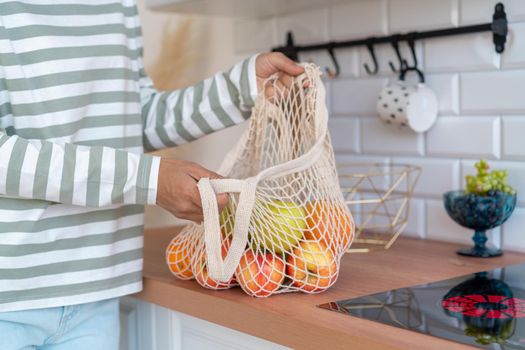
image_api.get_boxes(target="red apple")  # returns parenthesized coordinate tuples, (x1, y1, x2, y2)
(194, 240, 237, 290)
(287, 240, 338, 293)
(235, 249, 285, 297)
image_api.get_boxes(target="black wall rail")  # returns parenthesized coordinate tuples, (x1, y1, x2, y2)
(272, 3, 508, 77)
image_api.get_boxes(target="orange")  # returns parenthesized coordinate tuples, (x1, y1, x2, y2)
(304, 200, 353, 253)
(166, 239, 194, 280)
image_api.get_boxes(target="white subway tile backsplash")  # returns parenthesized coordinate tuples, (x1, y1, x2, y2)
(502, 22, 525, 68)
(393, 157, 460, 197)
(502, 117, 525, 160)
(426, 199, 473, 244)
(461, 159, 525, 206)
(424, 33, 500, 72)
(403, 198, 426, 239)
(334, 49, 360, 78)
(330, 0, 387, 40)
(460, 0, 525, 25)
(234, 19, 276, 54)
(388, 0, 458, 32)
(426, 117, 500, 158)
(361, 118, 424, 155)
(328, 117, 360, 153)
(332, 77, 388, 116)
(426, 199, 501, 247)
(277, 8, 329, 44)
(461, 70, 525, 114)
(425, 73, 459, 115)
(502, 207, 525, 252)
(335, 154, 390, 165)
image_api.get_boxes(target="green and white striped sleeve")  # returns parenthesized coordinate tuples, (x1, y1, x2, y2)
(140, 55, 259, 151)
(0, 131, 160, 207)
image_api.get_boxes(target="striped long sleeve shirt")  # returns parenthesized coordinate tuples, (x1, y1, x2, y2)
(0, 0, 257, 312)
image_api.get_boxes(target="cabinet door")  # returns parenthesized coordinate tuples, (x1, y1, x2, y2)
(124, 298, 290, 350)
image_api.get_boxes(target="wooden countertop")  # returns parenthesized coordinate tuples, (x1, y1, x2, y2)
(133, 227, 525, 350)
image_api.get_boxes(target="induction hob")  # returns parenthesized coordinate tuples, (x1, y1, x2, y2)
(318, 263, 525, 349)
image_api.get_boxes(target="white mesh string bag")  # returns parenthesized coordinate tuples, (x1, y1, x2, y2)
(166, 63, 354, 297)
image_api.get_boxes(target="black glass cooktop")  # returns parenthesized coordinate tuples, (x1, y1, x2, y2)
(318, 263, 525, 349)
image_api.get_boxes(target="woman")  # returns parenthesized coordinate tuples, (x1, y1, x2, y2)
(0, 1, 303, 348)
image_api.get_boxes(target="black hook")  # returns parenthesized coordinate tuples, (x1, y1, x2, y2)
(325, 45, 340, 78)
(363, 39, 378, 75)
(399, 66, 425, 83)
(388, 35, 406, 73)
(404, 33, 418, 69)
(274, 31, 299, 62)
(398, 32, 426, 82)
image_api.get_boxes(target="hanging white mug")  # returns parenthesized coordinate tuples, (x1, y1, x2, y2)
(376, 67, 438, 133)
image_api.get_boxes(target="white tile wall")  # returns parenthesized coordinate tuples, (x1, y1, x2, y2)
(277, 8, 329, 44)
(393, 157, 460, 198)
(332, 77, 388, 115)
(361, 118, 424, 155)
(335, 154, 391, 165)
(403, 198, 426, 239)
(502, 207, 525, 252)
(329, 117, 360, 153)
(424, 74, 459, 115)
(461, 70, 525, 114)
(502, 117, 525, 160)
(502, 22, 525, 68)
(424, 32, 500, 72)
(330, 0, 387, 40)
(426, 199, 473, 244)
(460, 0, 525, 25)
(234, 0, 525, 252)
(426, 116, 500, 158)
(388, 0, 458, 31)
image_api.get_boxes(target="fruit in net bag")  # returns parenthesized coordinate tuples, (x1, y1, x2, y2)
(166, 233, 195, 280)
(194, 239, 237, 290)
(286, 240, 338, 293)
(304, 200, 353, 253)
(235, 249, 286, 297)
(253, 200, 306, 254)
(167, 64, 354, 297)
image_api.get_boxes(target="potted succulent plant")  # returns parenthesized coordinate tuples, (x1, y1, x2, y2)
(443, 160, 517, 258)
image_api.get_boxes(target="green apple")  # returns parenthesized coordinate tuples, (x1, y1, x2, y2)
(219, 205, 235, 239)
(253, 200, 306, 254)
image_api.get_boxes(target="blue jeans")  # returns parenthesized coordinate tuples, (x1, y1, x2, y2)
(0, 298, 120, 350)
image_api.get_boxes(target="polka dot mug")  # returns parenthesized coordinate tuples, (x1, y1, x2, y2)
(376, 68, 438, 133)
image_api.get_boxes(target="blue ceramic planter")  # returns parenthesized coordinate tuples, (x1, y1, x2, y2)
(443, 190, 517, 258)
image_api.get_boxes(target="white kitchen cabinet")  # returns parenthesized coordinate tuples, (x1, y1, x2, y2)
(145, 0, 353, 17)
(119, 297, 290, 350)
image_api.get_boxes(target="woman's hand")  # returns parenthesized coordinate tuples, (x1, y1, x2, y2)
(255, 52, 305, 95)
(156, 159, 228, 223)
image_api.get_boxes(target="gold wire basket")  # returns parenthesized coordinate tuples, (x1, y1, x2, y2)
(338, 163, 421, 253)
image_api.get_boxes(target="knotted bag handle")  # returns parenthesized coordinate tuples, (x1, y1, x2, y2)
(198, 177, 258, 282)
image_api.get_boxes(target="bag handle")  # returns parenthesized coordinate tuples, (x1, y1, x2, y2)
(198, 177, 258, 282)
